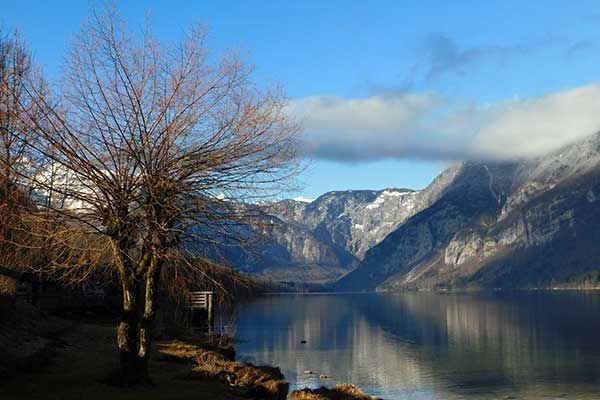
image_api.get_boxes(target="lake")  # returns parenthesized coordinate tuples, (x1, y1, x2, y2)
(227, 292, 600, 399)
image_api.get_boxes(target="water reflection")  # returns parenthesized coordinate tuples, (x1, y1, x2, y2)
(229, 292, 600, 399)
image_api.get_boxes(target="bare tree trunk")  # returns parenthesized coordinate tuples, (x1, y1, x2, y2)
(138, 256, 162, 379)
(117, 279, 143, 385)
(115, 242, 163, 385)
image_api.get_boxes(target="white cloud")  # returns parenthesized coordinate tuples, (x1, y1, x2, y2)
(470, 85, 600, 158)
(290, 83, 600, 161)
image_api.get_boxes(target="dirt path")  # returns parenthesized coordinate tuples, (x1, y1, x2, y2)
(0, 322, 244, 400)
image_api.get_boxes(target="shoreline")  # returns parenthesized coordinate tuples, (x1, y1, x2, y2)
(262, 286, 600, 295)
(0, 306, 379, 400)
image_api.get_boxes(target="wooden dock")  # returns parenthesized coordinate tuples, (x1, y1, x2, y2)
(186, 291, 214, 333)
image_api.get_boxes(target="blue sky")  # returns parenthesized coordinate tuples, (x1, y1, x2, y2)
(4, 1, 600, 199)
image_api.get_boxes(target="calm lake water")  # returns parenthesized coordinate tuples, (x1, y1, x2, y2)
(227, 292, 600, 399)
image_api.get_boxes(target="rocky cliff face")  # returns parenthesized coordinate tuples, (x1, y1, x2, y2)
(196, 211, 358, 284)
(269, 189, 418, 259)
(218, 184, 449, 283)
(335, 162, 518, 290)
(337, 132, 600, 291)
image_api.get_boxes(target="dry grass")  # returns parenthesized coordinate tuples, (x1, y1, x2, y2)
(290, 384, 382, 400)
(158, 340, 289, 400)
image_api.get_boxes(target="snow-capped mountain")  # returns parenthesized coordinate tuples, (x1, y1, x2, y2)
(337, 132, 600, 291)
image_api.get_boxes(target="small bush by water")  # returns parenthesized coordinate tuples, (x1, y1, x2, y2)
(290, 384, 382, 400)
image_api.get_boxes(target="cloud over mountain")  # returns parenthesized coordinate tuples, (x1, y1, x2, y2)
(290, 83, 600, 162)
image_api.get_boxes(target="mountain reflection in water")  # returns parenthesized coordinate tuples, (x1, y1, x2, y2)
(227, 292, 600, 399)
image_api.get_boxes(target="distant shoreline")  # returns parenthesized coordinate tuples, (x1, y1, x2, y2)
(261, 286, 600, 295)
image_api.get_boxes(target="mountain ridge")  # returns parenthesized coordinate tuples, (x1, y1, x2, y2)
(337, 132, 600, 291)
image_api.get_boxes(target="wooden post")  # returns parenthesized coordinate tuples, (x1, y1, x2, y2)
(207, 292, 213, 334)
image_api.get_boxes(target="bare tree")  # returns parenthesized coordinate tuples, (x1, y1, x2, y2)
(14, 8, 299, 383)
(0, 28, 31, 190)
(0, 28, 49, 277)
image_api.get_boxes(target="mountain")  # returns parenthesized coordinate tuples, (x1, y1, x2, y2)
(211, 132, 600, 289)
(337, 132, 600, 291)
(191, 209, 358, 284)
(211, 186, 449, 284)
(265, 166, 467, 259)
(270, 189, 418, 258)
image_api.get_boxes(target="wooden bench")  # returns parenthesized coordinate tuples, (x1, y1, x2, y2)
(186, 291, 213, 311)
